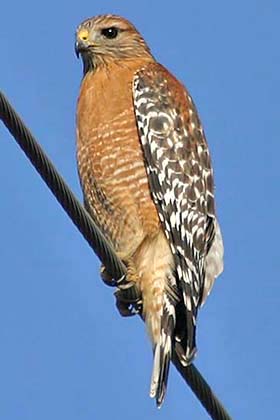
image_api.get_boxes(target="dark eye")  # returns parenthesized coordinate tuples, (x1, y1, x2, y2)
(101, 27, 119, 39)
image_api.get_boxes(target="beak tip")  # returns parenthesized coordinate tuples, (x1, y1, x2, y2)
(75, 42, 80, 59)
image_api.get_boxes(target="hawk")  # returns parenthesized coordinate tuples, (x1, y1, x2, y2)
(75, 14, 224, 407)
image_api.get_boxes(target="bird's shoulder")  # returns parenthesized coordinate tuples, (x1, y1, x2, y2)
(134, 62, 190, 104)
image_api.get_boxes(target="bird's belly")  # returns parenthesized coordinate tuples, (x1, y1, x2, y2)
(77, 109, 160, 258)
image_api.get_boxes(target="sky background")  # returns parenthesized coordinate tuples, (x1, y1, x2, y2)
(0, 1, 279, 419)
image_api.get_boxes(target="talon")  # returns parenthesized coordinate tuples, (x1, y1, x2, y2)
(116, 280, 142, 302)
(100, 265, 126, 288)
(115, 298, 139, 317)
(101, 258, 143, 317)
(114, 282, 142, 317)
(100, 264, 116, 287)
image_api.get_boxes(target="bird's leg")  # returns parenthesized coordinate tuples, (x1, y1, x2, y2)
(114, 258, 142, 317)
(100, 260, 142, 317)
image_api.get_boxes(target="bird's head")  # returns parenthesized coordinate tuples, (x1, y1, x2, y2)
(75, 15, 153, 74)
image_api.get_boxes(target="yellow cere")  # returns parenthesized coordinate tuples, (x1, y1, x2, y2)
(78, 29, 89, 41)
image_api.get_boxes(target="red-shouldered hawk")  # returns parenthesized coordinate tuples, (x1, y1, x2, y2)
(75, 14, 224, 407)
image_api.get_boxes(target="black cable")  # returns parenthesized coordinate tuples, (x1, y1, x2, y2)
(0, 92, 125, 282)
(0, 91, 232, 420)
(172, 355, 231, 420)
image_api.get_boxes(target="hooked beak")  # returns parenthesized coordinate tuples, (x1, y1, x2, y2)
(75, 40, 89, 58)
(75, 41, 80, 58)
(75, 29, 95, 74)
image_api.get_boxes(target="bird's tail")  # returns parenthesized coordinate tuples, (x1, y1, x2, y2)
(174, 269, 199, 366)
(149, 294, 175, 408)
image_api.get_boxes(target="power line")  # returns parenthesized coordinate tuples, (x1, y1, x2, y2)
(0, 91, 232, 420)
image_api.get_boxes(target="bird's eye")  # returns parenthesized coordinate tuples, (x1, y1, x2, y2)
(101, 27, 119, 39)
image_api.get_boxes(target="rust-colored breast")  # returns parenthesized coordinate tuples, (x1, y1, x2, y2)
(76, 60, 160, 257)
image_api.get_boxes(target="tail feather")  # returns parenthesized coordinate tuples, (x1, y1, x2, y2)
(150, 342, 161, 398)
(150, 295, 175, 407)
(174, 297, 197, 366)
(173, 267, 199, 366)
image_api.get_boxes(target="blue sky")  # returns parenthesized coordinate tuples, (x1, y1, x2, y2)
(1, 1, 279, 419)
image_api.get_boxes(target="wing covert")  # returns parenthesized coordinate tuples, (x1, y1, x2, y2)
(133, 63, 217, 359)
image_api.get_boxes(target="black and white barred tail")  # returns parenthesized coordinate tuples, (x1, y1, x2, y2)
(150, 294, 175, 407)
